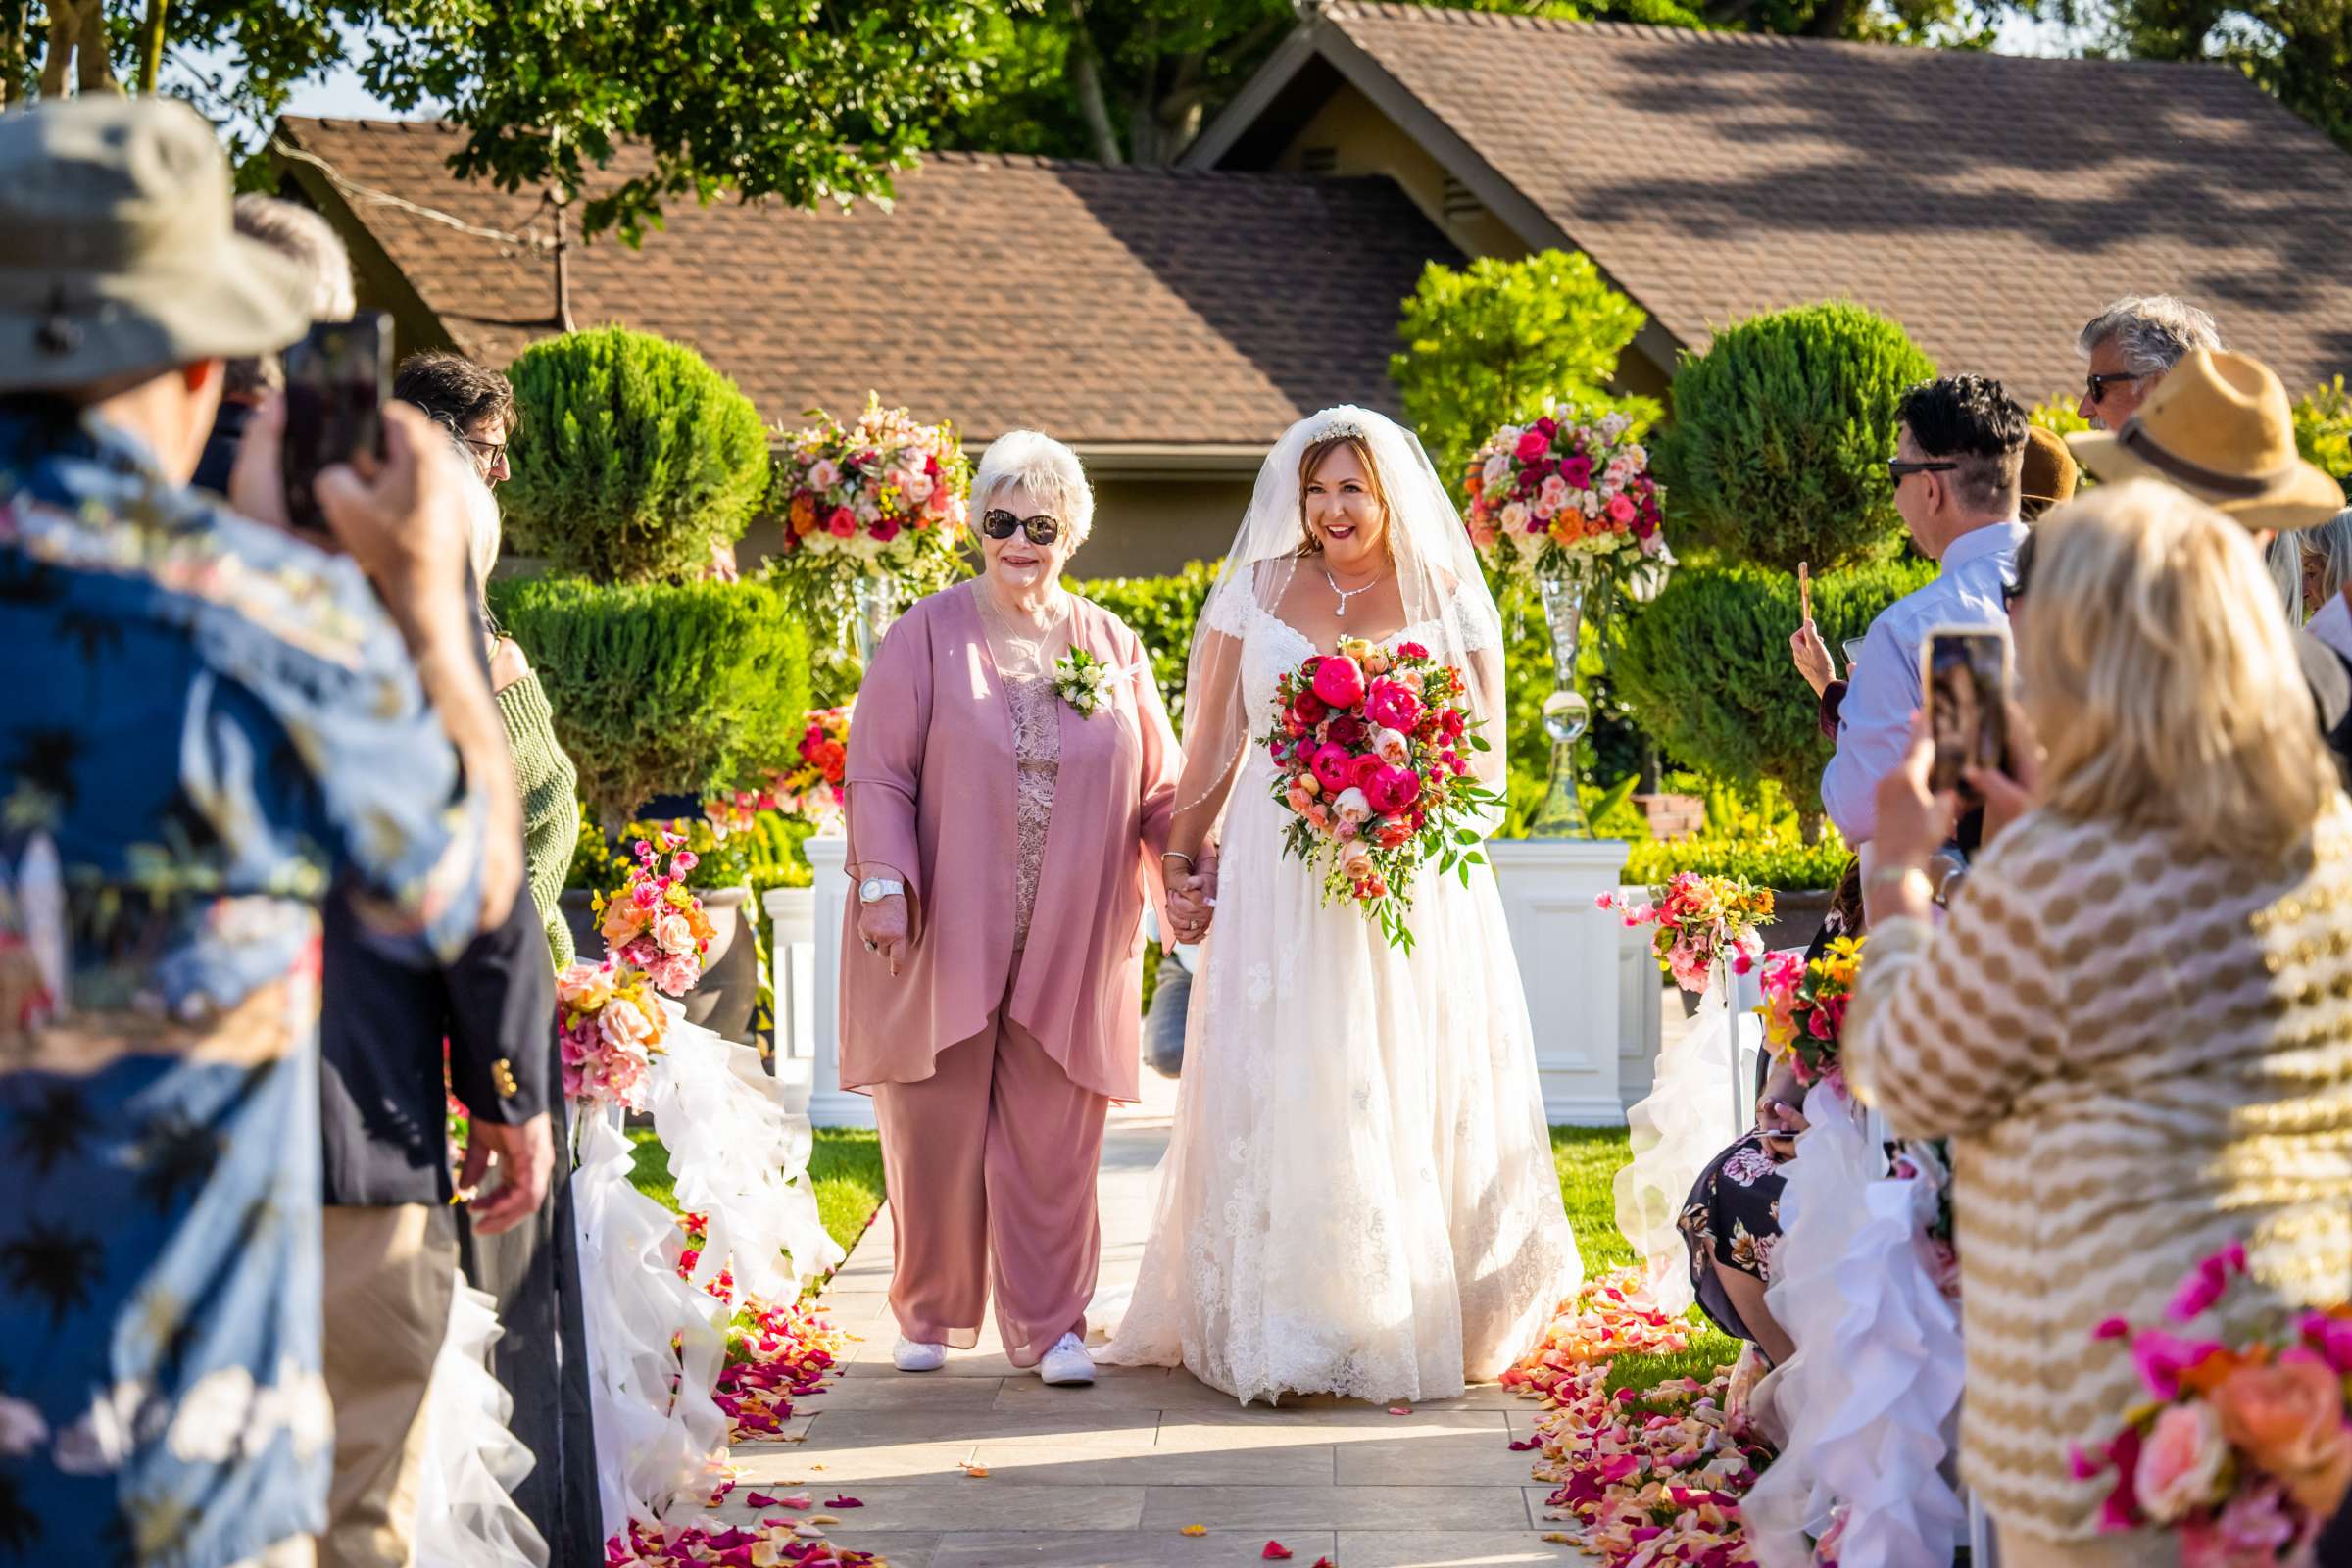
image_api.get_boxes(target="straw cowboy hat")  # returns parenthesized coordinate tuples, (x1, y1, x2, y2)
(2019, 424, 2078, 521)
(0, 96, 310, 394)
(2068, 348, 2345, 532)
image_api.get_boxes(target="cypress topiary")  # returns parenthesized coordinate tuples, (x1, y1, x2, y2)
(500, 325, 771, 583)
(1613, 556, 1936, 824)
(1655, 303, 1937, 574)
(489, 576, 811, 835)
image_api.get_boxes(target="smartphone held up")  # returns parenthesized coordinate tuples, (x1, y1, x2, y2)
(280, 312, 391, 537)
(1921, 625, 2010, 795)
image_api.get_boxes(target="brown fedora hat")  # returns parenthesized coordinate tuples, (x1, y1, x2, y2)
(2020, 424, 2078, 520)
(2068, 348, 2344, 531)
(0, 96, 311, 393)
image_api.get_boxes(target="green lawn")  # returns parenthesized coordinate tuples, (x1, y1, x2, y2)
(626, 1115, 1740, 1383)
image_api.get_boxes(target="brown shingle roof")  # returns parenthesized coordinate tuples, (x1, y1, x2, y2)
(1310, 2, 2352, 401)
(276, 116, 1457, 447)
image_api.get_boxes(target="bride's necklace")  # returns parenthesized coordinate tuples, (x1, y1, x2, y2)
(1322, 563, 1386, 619)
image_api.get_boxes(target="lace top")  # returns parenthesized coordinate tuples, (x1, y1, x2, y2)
(1004, 673, 1062, 949)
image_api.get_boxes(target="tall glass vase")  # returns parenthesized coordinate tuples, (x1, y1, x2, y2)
(850, 574, 901, 666)
(1527, 565, 1593, 839)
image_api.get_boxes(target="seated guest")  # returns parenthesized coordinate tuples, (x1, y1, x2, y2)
(0, 97, 502, 1568)
(1849, 479, 2352, 1568)
(2074, 293, 2224, 432)
(1820, 375, 2028, 848)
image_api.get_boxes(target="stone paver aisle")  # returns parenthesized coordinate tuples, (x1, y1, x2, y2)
(715, 1070, 1594, 1568)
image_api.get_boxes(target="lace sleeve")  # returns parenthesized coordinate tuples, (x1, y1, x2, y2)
(1200, 574, 1258, 640)
(1448, 577, 1504, 653)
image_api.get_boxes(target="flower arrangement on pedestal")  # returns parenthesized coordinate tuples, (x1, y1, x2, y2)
(703, 705, 853, 838)
(1599, 872, 1775, 993)
(2077, 1242, 2352, 1565)
(596, 830, 716, 997)
(767, 396, 971, 662)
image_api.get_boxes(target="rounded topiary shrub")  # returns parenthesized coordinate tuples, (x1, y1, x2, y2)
(1655, 303, 1937, 574)
(1613, 555, 1936, 820)
(490, 576, 811, 834)
(501, 325, 770, 583)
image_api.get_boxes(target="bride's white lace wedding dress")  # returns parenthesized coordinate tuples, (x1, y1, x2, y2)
(1102, 408, 1581, 1405)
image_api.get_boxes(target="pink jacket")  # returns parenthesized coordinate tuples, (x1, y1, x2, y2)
(839, 581, 1179, 1102)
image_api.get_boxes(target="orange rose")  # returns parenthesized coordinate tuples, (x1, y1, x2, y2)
(789, 493, 818, 536)
(600, 898, 649, 948)
(2214, 1356, 2352, 1516)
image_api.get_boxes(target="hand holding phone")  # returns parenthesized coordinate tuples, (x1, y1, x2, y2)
(281, 313, 391, 536)
(1922, 625, 2012, 795)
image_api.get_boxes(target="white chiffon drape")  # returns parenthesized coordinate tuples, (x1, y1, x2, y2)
(1101, 594, 1582, 1404)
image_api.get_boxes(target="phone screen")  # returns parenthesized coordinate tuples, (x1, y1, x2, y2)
(1923, 628, 2010, 795)
(281, 313, 390, 536)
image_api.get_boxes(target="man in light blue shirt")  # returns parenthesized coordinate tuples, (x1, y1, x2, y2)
(1821, 376, 2029, 845)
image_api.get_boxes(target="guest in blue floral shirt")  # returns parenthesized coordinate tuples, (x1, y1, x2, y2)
(0, 98, 516, 1566)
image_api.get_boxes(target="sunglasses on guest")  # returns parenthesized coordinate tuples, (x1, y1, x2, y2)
(982, 509, 1063, 545)
(2083, 370, 2139, 406)
(1886, 457, 1959, 482)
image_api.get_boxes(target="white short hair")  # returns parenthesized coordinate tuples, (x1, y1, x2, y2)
(2306, 508, 2352, 610)
(2076, 295, 2224, 375)
(973, 430, 1095, 549)
(233, 194, 357, 321)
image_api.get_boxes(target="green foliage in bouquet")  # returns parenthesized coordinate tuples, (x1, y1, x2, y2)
(1392, 250, 1660, 501)
(1655, 303, 1936, 573)
(501, 326, 770, 583)
(1614, 556, 1935, 816)
(493, 576, 811, 835)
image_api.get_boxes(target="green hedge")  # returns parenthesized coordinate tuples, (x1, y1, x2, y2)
(492, 576, 811, 833)
(1069, 561, 1218, 720)
(1613, 557, 1935, 813)
(1623, 833, 1848, 891)
(500, 326, 771, 583)
(1655, 303, 1936, 573)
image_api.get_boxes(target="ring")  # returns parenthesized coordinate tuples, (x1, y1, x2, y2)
(863, 938, 879, 954)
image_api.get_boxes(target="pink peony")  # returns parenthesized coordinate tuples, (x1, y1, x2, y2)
(827, 507, 857, 538)
(1366, 765, 1422, 815)
(1514, 429, 1550, 462)
(1310, 744, 1355, 796)
(2133, 1402, 2230, 1523)
(1349, 753, 1384, 792)
(1312, 656, 1367, 710)
(1364, 680, 1423, 732)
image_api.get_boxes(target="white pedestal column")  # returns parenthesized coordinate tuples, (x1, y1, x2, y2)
(1488, 838, 1631, 1125)
(802, 836, 877, 1129)
(761, 883, 817, 1115)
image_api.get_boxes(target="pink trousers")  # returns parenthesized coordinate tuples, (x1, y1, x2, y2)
(872, 1001, 1108, 1367)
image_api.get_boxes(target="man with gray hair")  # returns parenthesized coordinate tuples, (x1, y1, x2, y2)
(192, 194, 358, 493)
(2074, 294, 2225, 432)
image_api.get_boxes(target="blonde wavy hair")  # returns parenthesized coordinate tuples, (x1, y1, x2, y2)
(2022, 479, 2339, 861)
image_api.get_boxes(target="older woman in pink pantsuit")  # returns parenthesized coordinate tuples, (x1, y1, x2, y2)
(842, 431, 1185, 1386)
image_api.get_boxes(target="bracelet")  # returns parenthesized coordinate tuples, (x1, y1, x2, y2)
(1161, 852, 1196, 869)
(1864, 864, 1935, 902)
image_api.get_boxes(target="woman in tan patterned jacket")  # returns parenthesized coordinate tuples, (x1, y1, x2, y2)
(1847, 479, 2352, 1568)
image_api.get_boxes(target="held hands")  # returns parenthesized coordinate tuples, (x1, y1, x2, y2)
(1163, 853, 1217, 945)
(1789, 617, 1835, 697)
(858, 894, 910, 976)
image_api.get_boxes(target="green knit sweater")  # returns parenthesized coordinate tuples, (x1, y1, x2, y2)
(497, 669, 580, 971)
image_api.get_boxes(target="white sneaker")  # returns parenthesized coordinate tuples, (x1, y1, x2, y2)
(1037, 1332, 1095, 1387)
(892, 1335, 947, 1373)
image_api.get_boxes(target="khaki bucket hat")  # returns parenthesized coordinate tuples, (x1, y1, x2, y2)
(2068, 347, 2345, 532)
(0, 96, 311, 393)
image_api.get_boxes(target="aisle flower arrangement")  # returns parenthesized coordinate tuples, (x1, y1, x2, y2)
(1755, 934, 1865, 1087)
(598, 829, 716, 997)
(1504, 1271, 1771, 1568)
(1600, 873, 1776, 993)
(1260, 635, 1498, 948)
(556, 958, 670, 1111)
(768, 706, 853, 827)
(1463, 401, 1673, 596)
(2076, 1241, 2352, 1562)
(769, 396, 970, 597)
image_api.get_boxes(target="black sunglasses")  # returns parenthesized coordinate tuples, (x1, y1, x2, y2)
(1886, 458, 1960, 481)
(982, 509, 1062, 545)
(2084, 370, 2140, 406)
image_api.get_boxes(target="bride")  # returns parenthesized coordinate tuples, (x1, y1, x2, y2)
(1102, 406, 1581, 1404)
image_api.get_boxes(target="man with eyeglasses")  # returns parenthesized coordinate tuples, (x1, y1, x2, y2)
(1820, 375, 2029, 850)
(393, 349, 517, 487)
(2074, 295, 2224, 433)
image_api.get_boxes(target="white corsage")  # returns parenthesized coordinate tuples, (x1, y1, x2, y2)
(1052, 648, 1118, 717)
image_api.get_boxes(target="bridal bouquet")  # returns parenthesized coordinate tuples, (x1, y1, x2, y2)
(2076, 1242, 2352, 1563)
(556, 958, 670, 1111)
(596, 829, 716, 997)
(1261, 636, 1497, 950)
(1756, 934, 1865, 1087)
(768, 395, 970, 596)
(1598, 872, 1774, 993)
(1463, 401, 1672, 595)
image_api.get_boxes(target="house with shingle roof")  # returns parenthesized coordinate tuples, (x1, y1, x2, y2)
(276, 2, 2352, 574)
